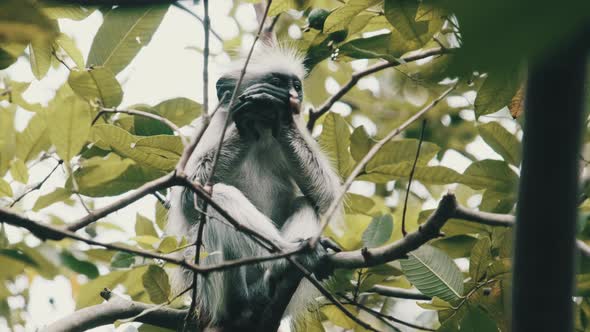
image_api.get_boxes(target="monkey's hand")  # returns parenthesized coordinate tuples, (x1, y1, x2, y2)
(231, 83, 292, 139)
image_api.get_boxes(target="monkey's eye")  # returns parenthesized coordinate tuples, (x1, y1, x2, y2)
(293, 81, 301, 90)
(270, 77, 282, 86)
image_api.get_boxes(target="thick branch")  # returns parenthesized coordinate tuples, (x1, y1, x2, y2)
(43, 290, 188, 332)
(306, 47, 448, 131)
(330, 192, 590, 269)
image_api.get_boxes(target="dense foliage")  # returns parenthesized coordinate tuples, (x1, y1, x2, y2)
(0, 0, 589, 331)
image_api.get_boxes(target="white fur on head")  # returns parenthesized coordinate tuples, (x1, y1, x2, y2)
(226, 42, 306, 80)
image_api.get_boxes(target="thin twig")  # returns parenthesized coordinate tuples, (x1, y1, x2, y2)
(10, 159, 63, 207)
(341, 294, 435, 331)
(311, 84, 457, 248)
(306, 47, 449, 131)
(286, 257, 379, 332)
(183, 0, 211, 327)
(172, 2, 223, 41)
(204, 0, 272, 185)
(401, 119, 427, 236)
(0, 206, 306, 274)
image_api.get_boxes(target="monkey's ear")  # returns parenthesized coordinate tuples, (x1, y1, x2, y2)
(216, 76, 236, 103)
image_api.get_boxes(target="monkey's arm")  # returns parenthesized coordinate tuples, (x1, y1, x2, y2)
(279, 120, 342, 215)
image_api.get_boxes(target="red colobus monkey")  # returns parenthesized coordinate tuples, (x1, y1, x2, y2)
(167, 44, 342, 330)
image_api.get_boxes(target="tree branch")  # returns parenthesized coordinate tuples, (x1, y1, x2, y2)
(43, 289, 189, 332)
(306, 47, 449, 131)
(366, 285, 432, 301)
(10, 159, 63, 208)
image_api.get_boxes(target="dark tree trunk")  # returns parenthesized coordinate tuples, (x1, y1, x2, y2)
(511, 28, 589, 331)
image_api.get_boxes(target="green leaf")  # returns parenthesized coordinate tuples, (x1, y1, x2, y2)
(431, 235, 477, 258)
(136, 213, 158, 237)
(0, 0, 58, 45)
(366, 139, 439, 171)
(362, 214, 394, 248)
(73, 153, 134, 189)
(339, 33, 405, 61)
(460, 305, 498, 332)
(156, 236, 177, 254)
(74, 164, 165, 197)
(111, 252, 136, 268)
(68, 66, 123, 107)
(478, 122, 521, 165)
(47, 96, 92, 161)
(323, 0, 381, 34)
(55, 33, 84, 68)
(321, 304, 359, 329)
(384, 0, 429, 48)
(142, 265, 170, 304)
(16, 112, 51, 162)
(344, 193, 375, 215)
(92, 125, 181, 170)
(87, 5, 169, 74)
(155, 200, 168, 230)
(76, 270, 128, 309)
(0, 179, 12, 198)
(0, 107, 16, 176)
(474, 69, 520, 117)
(29, 37, 53, 80)
(319, 113, 354, 177)
(33, 187, 71, 211)
(9, 159, 28, 184)
(41, 3, 95, 21)
(153, 97, 202, 127)
(350, 126, 372, 162)
(461, 159, 519, 193)
(469, 237, 491, 282)
(400, 245, 464, 302)
(361, 164, 462, 184)
(60, 251, 99, 279)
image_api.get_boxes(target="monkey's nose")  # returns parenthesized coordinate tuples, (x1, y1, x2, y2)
(289, 88, 301, 114)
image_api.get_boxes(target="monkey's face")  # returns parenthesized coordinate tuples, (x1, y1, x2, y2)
(217, 72, 304, 138)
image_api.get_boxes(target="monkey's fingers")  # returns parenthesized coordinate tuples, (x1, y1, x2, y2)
(320, 237, 342, 252)
(243, 83, 290, 100)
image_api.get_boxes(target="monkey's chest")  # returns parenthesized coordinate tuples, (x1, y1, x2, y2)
(229, 142, 296, 224)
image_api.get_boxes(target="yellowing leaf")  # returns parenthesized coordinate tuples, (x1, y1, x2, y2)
(33, 187, 71, 211)
(9, 159, 28, 184)
(68, 66, 123, 107)
(0, 178, 12, 197)
(47, 96, 91, 161)
(0, 107, 16, 176)
(15, 112, 51, 162)
(55, 33, 84, 68)
(29, 37, 53, 80)
(135, 213, 158, 237)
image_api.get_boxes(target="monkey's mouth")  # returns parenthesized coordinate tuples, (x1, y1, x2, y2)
(289, 96, 301, 114)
